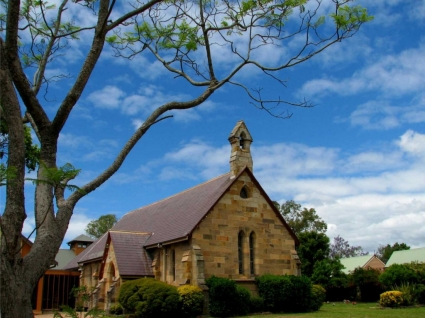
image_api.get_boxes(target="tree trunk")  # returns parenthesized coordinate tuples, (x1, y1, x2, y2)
(0, 259, 37, 318)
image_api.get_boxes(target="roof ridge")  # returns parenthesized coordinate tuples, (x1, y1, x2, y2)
(121, 172, 231, 217)
(110, 230, 152, 235)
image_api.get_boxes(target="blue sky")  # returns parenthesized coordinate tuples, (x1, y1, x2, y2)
(2, 0, 424, 253)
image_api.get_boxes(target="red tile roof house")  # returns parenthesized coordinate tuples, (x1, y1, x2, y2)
(63, 121, 301, 312)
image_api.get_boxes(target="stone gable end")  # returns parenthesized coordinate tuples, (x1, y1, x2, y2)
(191, 171, 298, 280)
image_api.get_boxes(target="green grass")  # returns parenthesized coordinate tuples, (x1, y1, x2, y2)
(231, 302, 425, 318)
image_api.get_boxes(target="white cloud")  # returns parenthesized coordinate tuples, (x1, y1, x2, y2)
(299, 45, 425, 99)
(134, 129, 425, 252)
(397, 130, 425, 156)
(87, 85, 126, 109)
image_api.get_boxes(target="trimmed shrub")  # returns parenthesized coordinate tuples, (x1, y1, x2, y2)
(380, 291, 404, 307)
(351, 267, 382, 302)
(118, 278, 180, 318)
(109, 303, 123, 315)
(310, 285, 326, 311)
(415, 284, 425, 304)
(235, 285, 251, 316)
(249, 296, 264, 313)
(206, 276, 250, 317)
(177, 285, 204, 318)
(256, 274, 312, 313)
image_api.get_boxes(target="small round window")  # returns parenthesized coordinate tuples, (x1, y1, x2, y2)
(240, 186, 249, 199)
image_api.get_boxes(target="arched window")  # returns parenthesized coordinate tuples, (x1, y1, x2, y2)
(238, 231, 244, 274)
(171, 249, 176, 281)
(249, 232, 255, 275)
(239, 132, 246, 149)
(240, 186, 248, 199)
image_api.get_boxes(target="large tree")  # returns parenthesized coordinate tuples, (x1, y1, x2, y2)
(0, 1, 371, 317)
(297, 231, 330, 277)
(85, 214, 118, 238)
(275, 200, 327, 235)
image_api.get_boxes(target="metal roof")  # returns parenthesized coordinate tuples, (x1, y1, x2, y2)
(386, 247, 425, 267)
(67, 234, 95, 245)
(340, 255, 376, 274)
(53, 250, 78, 270)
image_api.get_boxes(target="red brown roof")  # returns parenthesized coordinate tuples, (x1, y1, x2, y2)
(63, 233, 108, 269)
(112, 173, 235, 247)
(64, 167, 298, 270)
(109, 231, 153, 276)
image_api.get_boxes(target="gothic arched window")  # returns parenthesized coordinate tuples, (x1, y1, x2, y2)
(238, 231, 245, 274)
(249, 232, 256, 275)
(171, 249, 176, 281)
(240, 186, 249, 199)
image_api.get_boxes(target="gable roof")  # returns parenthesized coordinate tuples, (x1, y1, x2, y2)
(112, 168, 298, 248)
(386, 247, 425, 267)
(112, 173, 235, 248)
(63, 233, 108, 270)
(67, 234, 95, 245)
(340, 255, 384, 274)
(104, 231, 153, 277)
(54, 250, 78, 270)
(65, 166, 299, 268)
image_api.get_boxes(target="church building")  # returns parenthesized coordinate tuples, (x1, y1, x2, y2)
(64, 120, 301, 310)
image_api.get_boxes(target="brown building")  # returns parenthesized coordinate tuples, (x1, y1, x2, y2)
(19, 234, 93, 314)
(64, 120, 301, 311)
(340, 255, 386, 274)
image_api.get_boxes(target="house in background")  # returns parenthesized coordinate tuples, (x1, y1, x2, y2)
(386, 247, 425, 267)
(340, 255, 385, 274)
(64, 120, 301, 312)
(19, 234, 93, 314)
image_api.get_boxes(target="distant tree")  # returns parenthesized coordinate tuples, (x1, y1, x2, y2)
(311, 258, 347, 288)
(330, 235, 368, 259)
(377, 242, 410, 263)
(297, 231, 330, 277)
(275, 200, 327, 236)
(85, 214, 118, 238)
(379, 263, 421, 288)
(351, 267, 382, 302)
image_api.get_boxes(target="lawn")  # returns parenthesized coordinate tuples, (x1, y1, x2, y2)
(233, 302, 425, 318)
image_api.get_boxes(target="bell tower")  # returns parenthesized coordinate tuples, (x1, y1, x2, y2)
(228, 120, 253, 178)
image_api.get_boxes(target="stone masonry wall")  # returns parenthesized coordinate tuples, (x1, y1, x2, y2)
(191, 171, 298, 281)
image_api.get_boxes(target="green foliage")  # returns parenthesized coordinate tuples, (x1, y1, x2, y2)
(118, 278, 180, 318)
(53, 305, 106, 318)
(379, 263, 422, 288)
(0, 122, 40, 173)
(109, 303, 123, 315)
(392, 282, 418, 306)
(310, 285, 326, 311)
(206, 276, 250, 317)
(249, 296, 264, 313)
(27, 162, 84, 193)
(256, 274, 312, 313)
(415, 284, 425, 304)
(276, 200, 327, 235)
(311, 258, 346, 288)
(380, 291, 404, 308)
(0, 165, 17, 187)
(297, 231, 330, 277)
(236, 285, 251, 316)
(330, 5, 373, 31)
(177, 285, 204, 318)
(351, 267, 382, 302)
(85, 214, 118, 238)
(377, 242, 410, 263)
